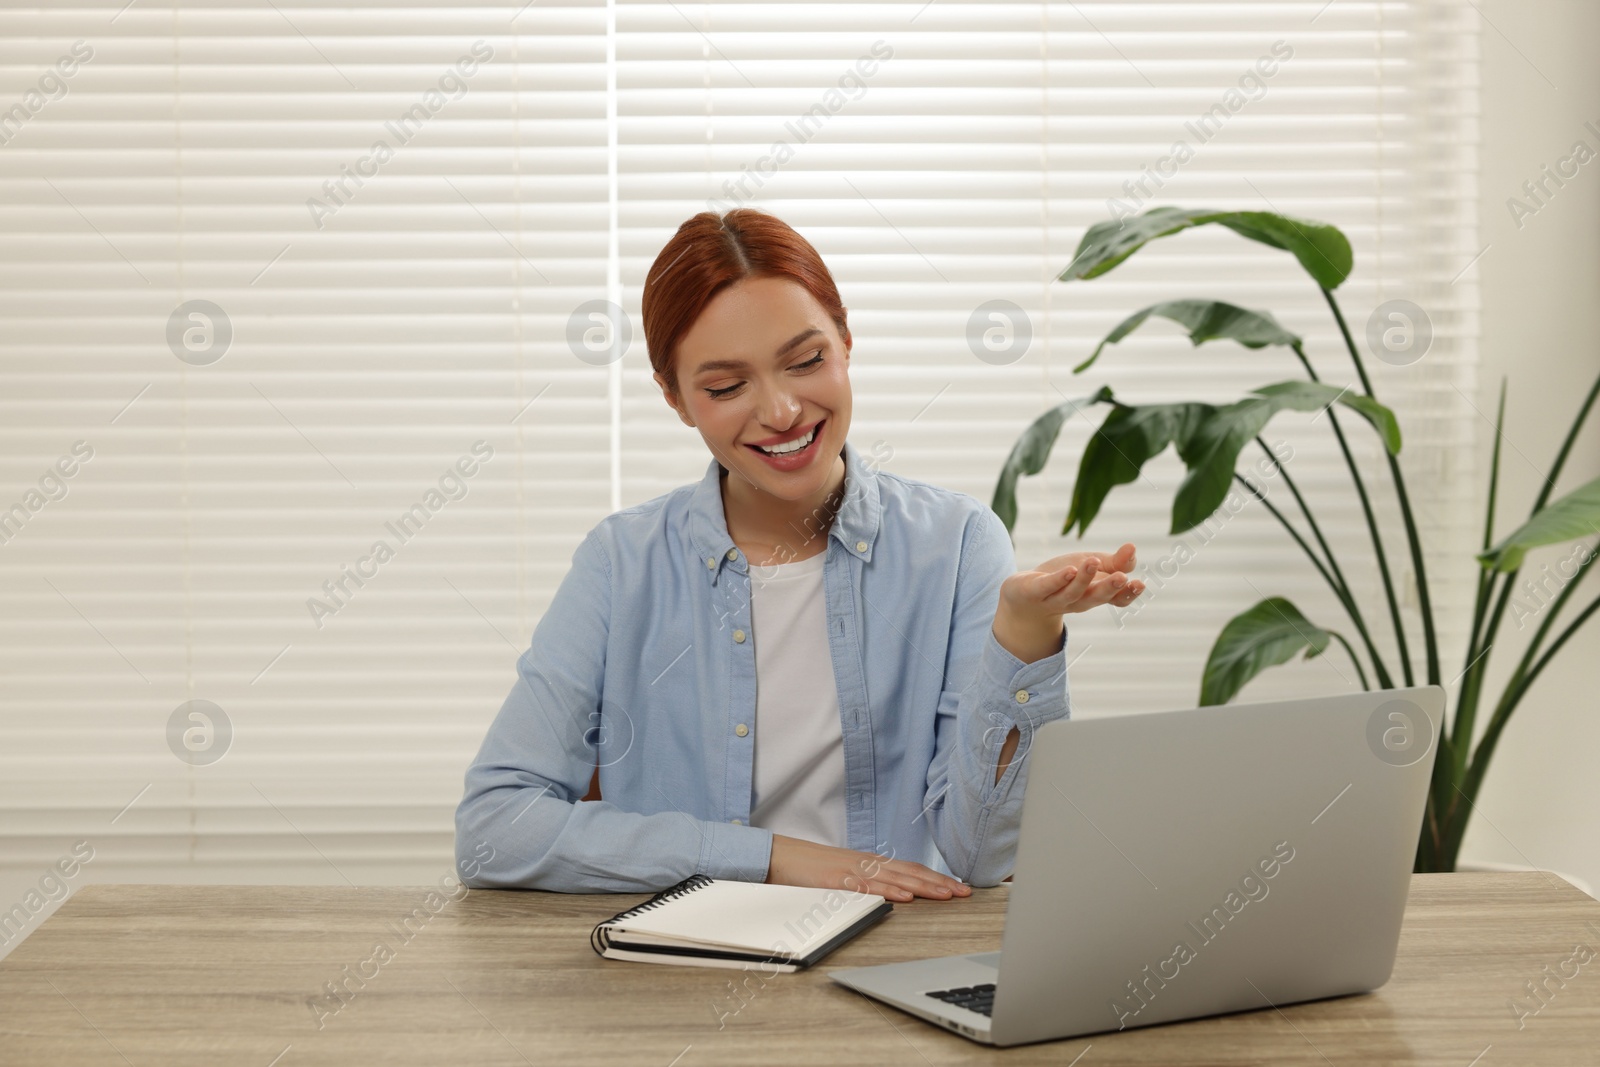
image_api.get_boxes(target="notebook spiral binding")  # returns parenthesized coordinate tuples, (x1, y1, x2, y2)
(589, 873, 715, 957)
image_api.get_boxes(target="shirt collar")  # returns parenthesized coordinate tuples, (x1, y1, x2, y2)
(690, 436, 881, 582)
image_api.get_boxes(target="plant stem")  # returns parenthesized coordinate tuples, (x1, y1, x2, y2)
(1464, 573, 1517, 735)
(1256, 437, 1351, 597)
(1519, 548, 1596, 673)
(1291, 340, 1412, 686)
(1320, 288, 1441, 685)
(1445, 368, 1600, 848)
(1460, 371, 1599, 692)
(1518, 590, 1600, 698)
(1443, 590, 1600, 866)
(1253, 436, 1392, 687)
(1451, 380, 1507, 782)
(1452, 573, 1496, 770)
(1474, 549, 1597, 766)
(1327, 631, 1371, 691)
(1234, 473, 1338, 590)
(1529, 369, 1600, 514)
(1234, 472, 1393, 688)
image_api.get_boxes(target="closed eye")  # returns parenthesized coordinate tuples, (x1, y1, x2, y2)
(704, 350, 825, 399)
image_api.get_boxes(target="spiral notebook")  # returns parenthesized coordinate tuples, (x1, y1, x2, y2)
(590, 874, 894, 971)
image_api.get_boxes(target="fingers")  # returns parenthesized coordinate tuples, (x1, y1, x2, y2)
(1031, 565, 1076, 602)
(1062, 571, 1134, 613)
(887, 866, 968, 899)
(778, 841, 973, 902)
(864, 859, 971, 901)
(1096, 569, 1129, 604)
(1014, 547, 1146, 619)
(1109, 578, 1145, 607)
(1052, 556, 1098, 605)
(1031, 551, 1082, 575)
(872, 879, 970, 902)
(1034, 543, 1137, 576)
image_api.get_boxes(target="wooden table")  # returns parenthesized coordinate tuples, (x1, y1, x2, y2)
(1, 873, 1597, 1065)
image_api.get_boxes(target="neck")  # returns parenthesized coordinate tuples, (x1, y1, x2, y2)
(720, 449, 848, 555)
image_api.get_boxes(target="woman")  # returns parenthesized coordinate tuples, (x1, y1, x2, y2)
(455, 209, 1144, 900)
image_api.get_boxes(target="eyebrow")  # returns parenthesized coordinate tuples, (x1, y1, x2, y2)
(691, 328, 824, 376)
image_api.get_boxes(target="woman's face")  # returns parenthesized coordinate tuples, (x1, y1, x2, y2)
(655, 274, 853, 504)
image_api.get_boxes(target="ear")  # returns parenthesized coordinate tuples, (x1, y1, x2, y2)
(653, 371, 695, 428)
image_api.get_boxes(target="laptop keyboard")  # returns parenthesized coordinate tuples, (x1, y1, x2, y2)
(924, 983, 996, 1017)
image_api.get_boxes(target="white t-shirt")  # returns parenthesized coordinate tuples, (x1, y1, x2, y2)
(747, 549, 848, 848)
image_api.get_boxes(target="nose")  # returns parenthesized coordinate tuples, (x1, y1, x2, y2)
(758, 381, 803, 430)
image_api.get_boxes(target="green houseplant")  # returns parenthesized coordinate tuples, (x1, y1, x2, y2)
(992, 207, 1600, 873)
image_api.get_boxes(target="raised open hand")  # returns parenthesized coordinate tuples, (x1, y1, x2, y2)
(1004, 543, 1144, 617)
(993, 543, 1145, 663)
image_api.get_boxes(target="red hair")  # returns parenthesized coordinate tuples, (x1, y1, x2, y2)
(641, 209, 850, 398)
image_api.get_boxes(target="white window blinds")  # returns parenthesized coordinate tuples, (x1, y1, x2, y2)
(0, 2, 1479, 891)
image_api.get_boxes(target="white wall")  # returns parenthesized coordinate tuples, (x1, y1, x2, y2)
(1463, 0, 1600, 894)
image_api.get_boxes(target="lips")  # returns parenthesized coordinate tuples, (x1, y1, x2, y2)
(744, 418, 826, 470)
(746, 419, 824, 453)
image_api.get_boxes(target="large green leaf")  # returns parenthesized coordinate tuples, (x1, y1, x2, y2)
(1201, 597, 1334, 706)
(1059, 207, 1354, 291)
(1251, 382, 1402, 455)
(1062, 381, 1400, 538)
(991, 387, 1113, 534)
(1477, 474, 1600, 572)
(1074, 300, 1302, 374)
(1063, 401, 1213, 537)
(1169, 382, 1399, 534)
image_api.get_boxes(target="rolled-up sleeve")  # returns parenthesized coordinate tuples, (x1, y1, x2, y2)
(454, 528, 775, 893)
(922, 504, 1071, 886)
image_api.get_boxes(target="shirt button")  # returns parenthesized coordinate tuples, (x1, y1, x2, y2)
(731, 818, 743, 825)
(735, 723, 749, 737)
(733, 629, 746, 643)
(856, 540, 868, 553)
(1015, 689, 1030, 704)
(706, 556, 716, 569)
(727, 548, 739, 560)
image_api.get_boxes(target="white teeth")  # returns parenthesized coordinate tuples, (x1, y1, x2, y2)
(756, 425, 816, 456)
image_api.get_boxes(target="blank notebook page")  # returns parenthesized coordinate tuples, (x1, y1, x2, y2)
(610, 881, 884, 955)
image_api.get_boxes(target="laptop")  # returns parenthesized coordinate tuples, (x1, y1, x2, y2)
(828, 685, 1445, 1047)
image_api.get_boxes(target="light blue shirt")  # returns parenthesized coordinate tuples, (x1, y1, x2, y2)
(454, 438, 1072, 893)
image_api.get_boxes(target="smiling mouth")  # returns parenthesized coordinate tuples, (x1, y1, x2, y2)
(746, 419, 823, 457)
